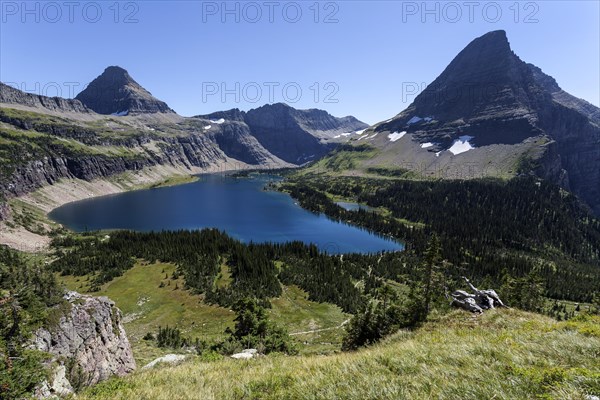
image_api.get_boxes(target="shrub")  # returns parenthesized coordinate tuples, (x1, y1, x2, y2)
(156, 326, 188, 349)
(220, 298, 297, 355)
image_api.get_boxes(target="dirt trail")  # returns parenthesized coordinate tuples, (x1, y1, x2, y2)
(290, 318, 351, 336)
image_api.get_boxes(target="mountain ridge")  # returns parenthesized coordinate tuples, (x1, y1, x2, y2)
(0, 82, 91, 114)
(331, 30, 600, 216)
(2, 30, 599, 218)
(196, 103, 368, 164)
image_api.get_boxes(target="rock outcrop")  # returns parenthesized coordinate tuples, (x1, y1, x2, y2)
(34, 291, 136, 393)
(75, 66, 174, 115)
(35, 365, 75, 399)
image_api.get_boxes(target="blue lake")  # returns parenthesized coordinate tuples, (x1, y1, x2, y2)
(48, 174, 403, 254)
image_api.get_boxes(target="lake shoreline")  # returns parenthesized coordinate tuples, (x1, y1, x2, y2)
(48, 174, 403, 255)
(0, 163, 285, 253)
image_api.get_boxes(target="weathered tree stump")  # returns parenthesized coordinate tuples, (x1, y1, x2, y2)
(449, 277, 507, 313)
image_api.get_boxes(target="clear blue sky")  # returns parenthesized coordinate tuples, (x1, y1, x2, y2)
(1, 1, 598, 124)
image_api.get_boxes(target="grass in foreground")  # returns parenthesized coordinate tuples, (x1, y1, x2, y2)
(78, 309, 600, 400)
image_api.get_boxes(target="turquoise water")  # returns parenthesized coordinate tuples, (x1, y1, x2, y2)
(49, 174, 403, 254)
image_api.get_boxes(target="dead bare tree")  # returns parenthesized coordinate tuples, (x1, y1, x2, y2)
(448, 277, 508, 313)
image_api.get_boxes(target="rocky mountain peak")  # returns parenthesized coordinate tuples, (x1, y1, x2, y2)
(245, 103, 296, 126)
(408, 30, 532, 121)
(75, 66, 174, 115)
(458, 29, 511, 58)
(97, 65, 136, 86)
(425, 30, 515, 89)
(366, 30, 600, 216)
(374, 30, 546, 147)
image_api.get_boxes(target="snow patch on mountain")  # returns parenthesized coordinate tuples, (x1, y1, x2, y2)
(448, 135, 475, 155)
(334, 131, 356, 139)
(388, 131, 406, 142)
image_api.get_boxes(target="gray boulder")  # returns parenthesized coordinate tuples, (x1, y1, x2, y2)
(231, 348, 259, 360)
(142, 354, 187, 370)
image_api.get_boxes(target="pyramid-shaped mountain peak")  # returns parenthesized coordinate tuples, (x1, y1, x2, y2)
(75, 66, 173, 115)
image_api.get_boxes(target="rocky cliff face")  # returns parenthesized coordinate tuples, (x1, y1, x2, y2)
(534, 96, 600, 215)
(34, 292, 136, 394)
(75, 66, 174, 115)
(1, 156, 151, 197)
(197, 103, 368, 164)
(369, 30, 600, 216)
(0, 133, 229, 200)
(244, 103, 333, 164)
(207, 121, 283, 165)
(0, 83, 91, 113)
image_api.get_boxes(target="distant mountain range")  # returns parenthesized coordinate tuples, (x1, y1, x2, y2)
(197, 104, 366, 164)
(0, 68, 367, 204)
(1, 30, 599, 217)
(329, 30, 600, 216)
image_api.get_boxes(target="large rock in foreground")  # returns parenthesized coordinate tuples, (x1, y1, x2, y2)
(35, 292, 136, 390)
